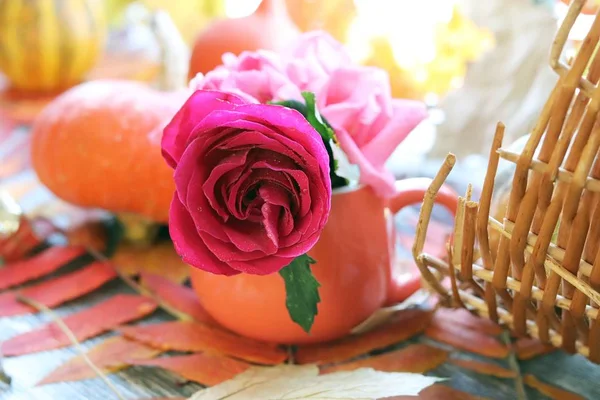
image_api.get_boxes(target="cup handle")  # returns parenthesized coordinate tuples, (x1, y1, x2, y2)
(389, 177, 458, 215)
(385, 177, 459, 305)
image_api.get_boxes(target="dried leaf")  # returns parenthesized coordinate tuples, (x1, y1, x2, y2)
(321, 344, 447, 374)
(2, 294, 157, 356)
(449, 358, 516, 378)
(432, 308, 503, 336)
(0, 261, 116, 316)
(140, 272, 216, 325)
(113, 242, 190, 283)
(0, 246, 85, 290)
(296, 309, 432, 365)
(120, 321, 287, 365)
(390, 384, 488, 399)
(0, 216, 49, 263)
(424, 318, 509, 359)
(515, 338, 555, 360)
(129, 353, 251, 386)
(188, 364, 441, 400)
(65, 221, 109, 254)
(38, 336, 162, 385)
(524, 375, 584, 400)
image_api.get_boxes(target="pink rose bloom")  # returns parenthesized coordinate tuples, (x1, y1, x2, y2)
(189, 50, 302, 104)
(162, 90, 331, 276)
(316, 65, 428, 196)
(284, 31, 352, 93)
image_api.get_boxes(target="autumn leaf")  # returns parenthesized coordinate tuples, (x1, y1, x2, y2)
(188, 364, 442, 399)
(120, 320, 287, 365)
(390, 384, 489, 400)
(295, 308, 432, 365)
(432, 308, 503, 336)
(449, 358, 516, 379)
(129, 353, 251, 386)
(0, 246, 85, 290)
(524, 375, 585, 400)
(0, 261, 116, 317)
(0, 216, 50, 263)
(64, 221, 110, 254)
(514, 337, 555, 360)
(424, 316, 509, 359)
(1, 294, 157, 356)
(38, 336, 162, 385)
(112, 242, 190, 283)
(321, 344, 447, 374)
(139, 272, 216, 325)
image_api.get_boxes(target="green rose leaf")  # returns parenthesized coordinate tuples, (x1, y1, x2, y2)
(270, 93, 355, 189)
(279, 254, 321, 333)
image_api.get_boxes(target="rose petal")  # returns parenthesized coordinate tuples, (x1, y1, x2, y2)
(193, 50, 303, 104)
(319, 67, 392, 147)
(285, 31, 352, 93)
(261, 202, 280, 248)
(334, 126, 396, 197)
(169, 196, 239, 275)
(259, 184, 294, 237)
(203, 149, 251, 221)
(216, 128, 308, 169)
(227, 254, 295, 275)
(361, 98, 427, 168)
(200, 225, 276, 259)
(185, 166, 230, 242)
(236, 105, 330, 175)
(162, 90, 247, 167)
(251, 159, 311, 217)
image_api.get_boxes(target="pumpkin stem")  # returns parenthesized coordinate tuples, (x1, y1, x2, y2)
(117, 213, 161, 248)
(149, 11, 190, 92)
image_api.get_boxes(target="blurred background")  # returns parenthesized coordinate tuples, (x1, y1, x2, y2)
(0, 0, 598, 221)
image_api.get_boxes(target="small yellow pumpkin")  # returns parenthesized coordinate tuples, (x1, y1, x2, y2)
(0, 0, 107, 92)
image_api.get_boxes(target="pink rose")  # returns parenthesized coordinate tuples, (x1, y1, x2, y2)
(162, 90, 331, 276)
(284, 31, 352, 93)
(189, 50, 302, 104)
(316, 66, 428, 196)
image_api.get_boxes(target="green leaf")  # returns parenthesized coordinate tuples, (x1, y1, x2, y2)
(300, 92, 335, 143)
(271, 93, 355, 189)
(279, 254, 321, 333)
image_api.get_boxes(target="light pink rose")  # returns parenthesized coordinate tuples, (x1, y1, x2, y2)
(189, 50, 302, 104)
(284, 30, 352, 93)
(162, 90, 331, 276)
(189, 31, 428, 197)
(316, 66, 428, 196)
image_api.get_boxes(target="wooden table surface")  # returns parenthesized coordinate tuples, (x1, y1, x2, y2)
(2, 128, 600, 400)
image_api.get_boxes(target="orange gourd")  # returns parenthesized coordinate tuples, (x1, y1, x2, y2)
(188, 0, 299, 77)
(0, 0, 107, 92)
(30, 12, 190, 224)
(285, 0, 356, 42)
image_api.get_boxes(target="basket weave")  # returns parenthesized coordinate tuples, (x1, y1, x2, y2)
(414, 0, 600, 363)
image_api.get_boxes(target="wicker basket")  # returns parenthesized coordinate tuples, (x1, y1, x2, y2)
(413, 0, 600, 363)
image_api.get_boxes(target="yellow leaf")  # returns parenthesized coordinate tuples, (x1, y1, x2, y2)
(188, 364, 442, 400)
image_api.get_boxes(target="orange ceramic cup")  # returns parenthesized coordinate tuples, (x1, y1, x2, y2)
(190, 178, 458, 344)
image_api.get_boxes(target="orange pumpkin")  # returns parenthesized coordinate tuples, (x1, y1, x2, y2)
(30, 11, 190, 224)
(285, 0, 356, 42)
(30, 80, 185, 223)
(188, 0, 299, 77)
